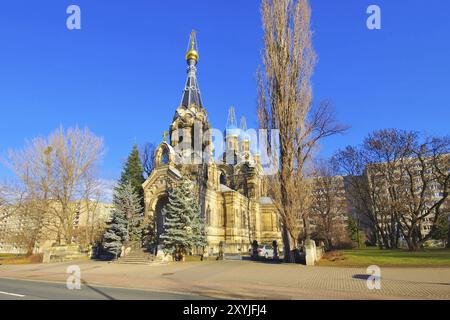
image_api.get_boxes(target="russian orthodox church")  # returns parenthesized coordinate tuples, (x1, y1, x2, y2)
(143, 32, 282, 255)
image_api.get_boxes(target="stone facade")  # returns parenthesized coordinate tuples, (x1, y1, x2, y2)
(143, 32, 282, 255)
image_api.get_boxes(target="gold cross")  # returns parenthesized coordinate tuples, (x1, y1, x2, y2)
(190, 30, 196, 50)
(163, 131, 168, 142)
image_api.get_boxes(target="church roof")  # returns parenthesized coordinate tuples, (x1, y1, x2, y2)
(220, 184, 234, 192)
(259, 197, 274, 205)
(180, 31, 203, 109)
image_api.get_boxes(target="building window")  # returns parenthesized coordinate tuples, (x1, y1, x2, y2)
(220, 172, 226, 185)
(161, 148, 169, 164)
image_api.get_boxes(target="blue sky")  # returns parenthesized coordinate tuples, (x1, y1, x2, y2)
(0, 0, 449, 181)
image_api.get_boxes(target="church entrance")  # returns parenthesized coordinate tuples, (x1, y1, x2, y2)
(155, 195, 169, 245)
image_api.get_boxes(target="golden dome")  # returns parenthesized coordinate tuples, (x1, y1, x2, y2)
(186, 49, 199, 62)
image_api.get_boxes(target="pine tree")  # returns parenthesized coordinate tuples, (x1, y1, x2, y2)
(116, 145, 146, 243)
(160, 178, 207, 260)
(102, 183, 143, 258)
(120, 183, 144, 243)
(188, 191, 208, 249)
(102, 191, 129, 258)
(118, 144, 145, 204)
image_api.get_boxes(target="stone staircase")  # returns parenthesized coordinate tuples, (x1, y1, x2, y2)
(116, 248, 158, 265)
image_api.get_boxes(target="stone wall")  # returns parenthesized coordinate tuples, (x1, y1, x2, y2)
(304, 240, 325, 266)
(42, 245, 90, 263)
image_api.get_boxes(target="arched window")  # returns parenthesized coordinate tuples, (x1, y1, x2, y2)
(220, 172, 226, 185)
(161, 147, 169, 165)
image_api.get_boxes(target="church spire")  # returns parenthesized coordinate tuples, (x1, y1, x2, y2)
(240, 116, 247, 131)
(180, 30, 203, 109)
(226, 106, 237, 130)
(239, 116, 250, 141)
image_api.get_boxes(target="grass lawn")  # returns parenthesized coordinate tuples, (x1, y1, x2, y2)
(318, 247, 450, 267)
(0, 253, 42, 265)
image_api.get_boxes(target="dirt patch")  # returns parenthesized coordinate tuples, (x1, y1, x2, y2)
(322, 251, 346, 262)
(0, 253, 43, 265)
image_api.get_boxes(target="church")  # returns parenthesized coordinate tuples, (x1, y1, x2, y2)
(142, 32, 282, 255)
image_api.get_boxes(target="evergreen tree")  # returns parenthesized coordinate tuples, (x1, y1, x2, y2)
(188, 194, 208, 249)
(120, 183, 144, 243)
(102, 191, 129, 258)
(102, 183, 143, 258)
(118, 145, 145, 204)
(347, 216, 360, 247)
(116, 145, 146, 243)
(160, 178, 207, 260)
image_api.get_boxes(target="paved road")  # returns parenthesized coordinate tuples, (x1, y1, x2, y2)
(0, 278, 212, 300)
(1, 260, 449, 299)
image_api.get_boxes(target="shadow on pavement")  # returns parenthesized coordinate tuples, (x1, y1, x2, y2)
(81, 279, 115, 300)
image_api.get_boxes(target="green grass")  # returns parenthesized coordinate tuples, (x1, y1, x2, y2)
(318, 247, 450, 267)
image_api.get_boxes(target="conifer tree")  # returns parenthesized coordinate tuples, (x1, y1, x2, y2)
(116, 145, 146, 243)
(160, 178, 207, 260)
(102, 183, 143, 258)
(102, 189, 129, 258)
(121, 183, 144, 243)
(118, 144, 145, 203)
(188, 193, 208, 249)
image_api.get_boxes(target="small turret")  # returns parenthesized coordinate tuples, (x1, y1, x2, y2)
(239, 116, 250, 153)
(225, 106, 239, 152)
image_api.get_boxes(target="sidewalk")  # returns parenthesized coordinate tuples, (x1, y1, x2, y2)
(0, 260, 449, 300)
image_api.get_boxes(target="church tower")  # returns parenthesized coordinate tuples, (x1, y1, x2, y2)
(239, 116, 251, 157)
(170, 31, 212, 165)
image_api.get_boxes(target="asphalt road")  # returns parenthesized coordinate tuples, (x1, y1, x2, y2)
(0, 277, 212, 300)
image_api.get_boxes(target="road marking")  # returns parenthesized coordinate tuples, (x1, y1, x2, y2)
(0, 291, 25, 297)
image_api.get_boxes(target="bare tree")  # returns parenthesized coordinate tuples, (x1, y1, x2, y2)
(74, 172, 107, 247)
(257, 0, 348, 262)
(310, 159, 349, 249)
(0, 182, 35, 255)
(3, 126, 105, 248)
(335, 130, 450, 251)
(0, 181, 27, 222)
(334, 146, 390, 249)
(395, 136, 450, 250)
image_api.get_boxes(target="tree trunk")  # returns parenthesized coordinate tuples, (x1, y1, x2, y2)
(26, 241, 35, 257)
(282, 225, 296, 263)
(303, 216, 310, 240)
(326, 238, 332, 250)
(447, 224, 450, 248)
